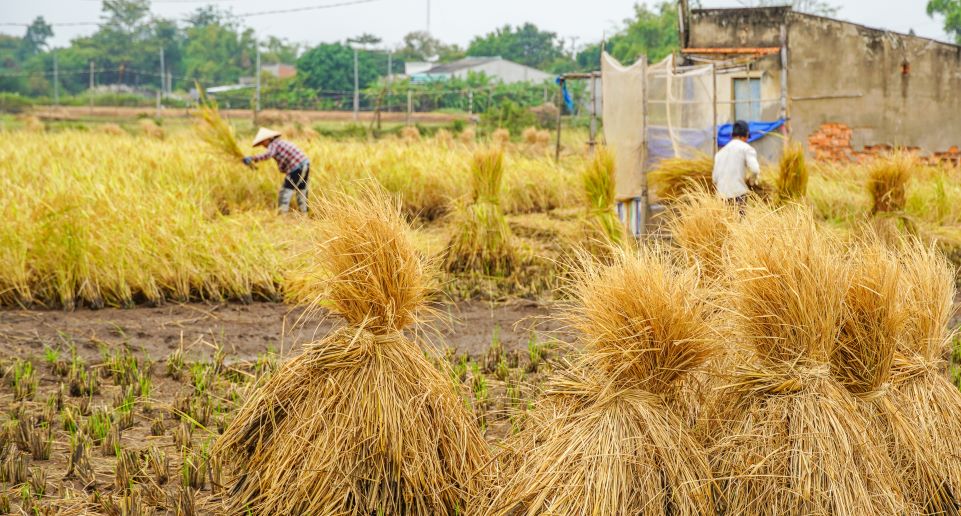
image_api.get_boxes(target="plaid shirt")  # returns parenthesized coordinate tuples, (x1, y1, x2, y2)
(250, 139, 309, 173)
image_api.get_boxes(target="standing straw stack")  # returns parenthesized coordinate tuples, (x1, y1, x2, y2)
(667, 189, 739, 281)
(581, 146, 627, 247)
(775, 141, 808, 203)
(215, 187, 490, 515)
(483, 247, 716, 515)
(445, 147, 516, 275)
(887, 241, 961, 513)
(648, 155, 715, 201)
(706, 207, 906, 515)
(193, 82, 245, 161)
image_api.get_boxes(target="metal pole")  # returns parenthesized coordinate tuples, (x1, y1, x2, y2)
(353, 47, 360, 122)
(406, 89, 412, 126)
(712, 63, 718, 155)
(53, 50, 59, 106)
(426, 0, 431, 33)
(255, 42, 262, 123)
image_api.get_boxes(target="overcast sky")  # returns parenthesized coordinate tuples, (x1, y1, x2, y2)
(2, 0, 953, 52)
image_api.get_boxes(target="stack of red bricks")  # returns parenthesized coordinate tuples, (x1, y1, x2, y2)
(807, 123, 854, 162)
(932, 146, 961, 167)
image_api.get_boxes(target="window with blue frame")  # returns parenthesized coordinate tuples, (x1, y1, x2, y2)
(733, 78, 762, 121)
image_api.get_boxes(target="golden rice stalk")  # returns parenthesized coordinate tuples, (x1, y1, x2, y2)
(581, 146, 626, 247)
(707, 207, 906, 515)
(667, 189, 739, 281)
(775, 141, 808, 202)
(484, 247, 716, 515)
(648, 155, 714, 201)
(868, 151, 915, 214)
(215, 186, 489, 515)
(193, 82, 245, 161)
(445, 148, 516, 275)
(886, 241, 961, 513)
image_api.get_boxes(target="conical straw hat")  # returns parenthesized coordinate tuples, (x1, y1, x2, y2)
(252, 127, 281, 146)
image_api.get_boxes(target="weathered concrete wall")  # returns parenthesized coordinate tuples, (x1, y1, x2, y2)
(689, 7, 961, 159)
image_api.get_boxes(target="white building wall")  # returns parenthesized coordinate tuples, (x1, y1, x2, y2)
(451, 60, 553, 84)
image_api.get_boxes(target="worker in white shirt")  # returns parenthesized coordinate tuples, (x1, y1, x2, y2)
(712, 120, 761, 205)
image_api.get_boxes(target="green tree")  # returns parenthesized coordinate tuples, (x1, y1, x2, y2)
(396, 31, 463, 62)
(467, 23, 565, 70)
(296, 41, 390, 95)
(576, 2, 678, 70)
(182, 7, 256, 86)
(928, 0, 961, 43)
(20, 17, 53, 58)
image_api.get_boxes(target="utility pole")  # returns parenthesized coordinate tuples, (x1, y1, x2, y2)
(159, 46, 165, 98)
(255, 41, 262, 122)
(387, 51, 393, 112)
(353, 45, 360, 121)
(89, 61, 95, 113)
(426, 0, 431, 34)
(52, 50, 59, 106)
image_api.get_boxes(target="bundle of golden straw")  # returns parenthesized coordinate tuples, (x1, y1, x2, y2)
(867, 151, 914, 214)
(705, 206, 907, 514)
(667, 189, 739, 281)
(886, 241, 961, 513)
(215, 186, 490, 515)
(483, 247, 716, 515)
(648, 155, 714, 201)
(775, 141, 808, 203)
(444, 147, 516, 275)
(193, 82, 245, 161)
(581, 146, 627, 247)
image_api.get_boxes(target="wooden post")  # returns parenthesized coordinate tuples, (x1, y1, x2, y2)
(554, 86, 563, 162)
(406, 90, 413, 126)
(639, 57, 650, 238)
(712, 63, 718, 155)
(780, 23, 790, 140)
(589, 71, 598, 153)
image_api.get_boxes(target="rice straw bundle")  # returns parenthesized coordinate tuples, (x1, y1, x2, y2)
(775, 141, 808, 203)
(868, 151, 914, 214)
(193, 82, 245, 161)
(648, 155, 714, 201)
(886, 241, 961, 513)
(215, 186, 490, 515)
(667, 189, 739, 281)
(444, 147, 516, 275)
(706, 207, 907, 515)
(484, 247, 716, 515)
(581, 146, 627, 247)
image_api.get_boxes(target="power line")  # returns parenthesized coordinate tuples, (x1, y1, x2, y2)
(234, 0, 382, 18)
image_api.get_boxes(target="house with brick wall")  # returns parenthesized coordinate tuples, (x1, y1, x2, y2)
(681, 5, 961, 164)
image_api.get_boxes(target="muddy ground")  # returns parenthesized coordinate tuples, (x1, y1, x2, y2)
(0, 300, 574, 363)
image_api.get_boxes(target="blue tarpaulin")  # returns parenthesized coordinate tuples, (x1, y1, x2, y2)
(556, 77, 576, 112)
(717, 119, 786, 147)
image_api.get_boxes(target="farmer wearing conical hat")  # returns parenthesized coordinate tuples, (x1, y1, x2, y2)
(243, 128, 311, 214)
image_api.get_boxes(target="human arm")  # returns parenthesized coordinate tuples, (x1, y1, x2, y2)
(243, 145, 275, 166)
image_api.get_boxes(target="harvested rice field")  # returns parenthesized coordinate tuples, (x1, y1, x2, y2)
(2, 122, 961, 514)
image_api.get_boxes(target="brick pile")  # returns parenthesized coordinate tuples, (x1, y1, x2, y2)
(807, 122, 960, 167)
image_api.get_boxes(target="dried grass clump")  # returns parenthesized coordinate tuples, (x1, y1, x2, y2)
(491, 128, 510, 146)
(459, 127, 476, 144)
(520, 127, 551, 147)
(400, 125, 421, 142)
(99, 123, 126, 137)
(282, 123, 318, 141)
(193, 83, 245, 160)
(138, 119, 165, 140)
(706, 207, 907, 515)
(581, 146, 626, 247)
(649, 155, 714, 201)
(445, 148, 516, 275)
(216, 186, 489, 515)
(775, 141, 808, 203)
(887, 241, 961, 513)
(434, 128, 453, 146)
(667, 189, 739, 280)
(19, 115, 44, 133)
(484, 247, 716, 515)
(868, 151, 915, 214)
